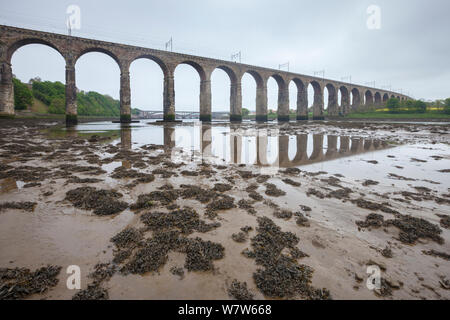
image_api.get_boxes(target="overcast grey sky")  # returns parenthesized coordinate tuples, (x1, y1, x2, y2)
(1, 0, 449, 111)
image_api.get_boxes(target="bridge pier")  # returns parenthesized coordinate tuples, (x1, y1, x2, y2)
(256, 84, 268, 122)
(230, 81, 242, 122)
(327, 90, 339, 117)
(0, 60, 14, 118)
(65, 62, 78, 125)
(277, 87, 290, 122)
(341, 90, 350, 115)
(200, 79, 212, 122)
(312, 87, 324, 120)
(163, 73, 176, 121)
(296, 85, 308, 121)
(120, 68, 131, 123)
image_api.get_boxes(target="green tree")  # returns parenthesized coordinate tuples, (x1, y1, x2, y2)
(13, 78, 33, 110)
(412, 100, 427, 113)
(242, 108, 250, 117)
(444, 98, 450, 115)
(48, 97, 65, 114)
(386, 97, 401, 113)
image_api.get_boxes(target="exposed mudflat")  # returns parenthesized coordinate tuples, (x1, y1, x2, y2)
(0, 118, 449, 300)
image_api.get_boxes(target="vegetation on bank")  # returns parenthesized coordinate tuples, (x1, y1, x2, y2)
(345, 97, 450, 119)
(13, 77, 140, 117)
(12, 77, 449, 120)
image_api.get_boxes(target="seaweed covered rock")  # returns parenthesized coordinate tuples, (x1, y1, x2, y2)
(228, 280, 254, 300)
(356, 213, 385, 229)
(248, 217, 331, 299)
(385, 214, 444, 245)
(140, 207, 220, 234)
(0, 201, 37, 212)
(65, 187, 128, 215)
(0, 265, 61, 300)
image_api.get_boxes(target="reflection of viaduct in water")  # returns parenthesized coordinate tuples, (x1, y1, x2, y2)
(120, 124, 389, 168)
(250, 132, 388, 168)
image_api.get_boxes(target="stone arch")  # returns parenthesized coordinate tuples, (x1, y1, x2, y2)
(339, 86, 350, 115)
(243, 69, 265, 88)
(6, 38, 64, 62)
(75, 47, 122, 69)
(325, 83, 338, 116)
(391, 94, 395, 99)
(351, 88, 361, 111)
(175, 60, 207, 81)
(382, 93, 389, 103)
(131, 54, 169, 77)
(290, 78, 308, 120)
(215, 65, 238, 84)
(309, 80, 324, 120)
(75, 49, 122, 121)
(242, 69, 266, 121)
(374, 92, 382, 106)
(173, 60, 208, 120)
(2, 38, 66, 117)
(129, 56, 167, 116)
(268, 74, 289, 121)
(365, 90, 374, 106)
(212, 65, 239, 120)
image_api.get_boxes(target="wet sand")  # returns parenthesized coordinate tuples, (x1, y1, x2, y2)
(0, 119, 449, 300)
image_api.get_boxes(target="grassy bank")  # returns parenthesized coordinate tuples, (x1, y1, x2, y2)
(345, 112, 450, 119)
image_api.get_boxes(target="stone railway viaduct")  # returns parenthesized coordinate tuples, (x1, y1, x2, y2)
(0, 25, 409, 124)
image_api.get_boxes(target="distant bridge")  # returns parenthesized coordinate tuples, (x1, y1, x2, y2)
(136, 110, 230, 120)
(0, 24, 410, 124)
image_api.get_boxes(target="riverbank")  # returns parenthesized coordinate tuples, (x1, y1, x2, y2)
(0, 118, 449, 300)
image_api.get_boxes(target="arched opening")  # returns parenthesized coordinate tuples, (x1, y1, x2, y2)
(268, 74, 288, 121)
(351, 88, 361, 111)
(290, 78, 307, 120)
(390, 94, 395, 99)
(211, 68, 230, 114)
(339, 86, 350, 115)
(7, 38, 63, 62)
(309, 81, 323, 120)
(374, 92, 382, 106)
(289, 81, 298, 115)
(76, 52, 121, 118)
(241, 73, 257, 118)
(382, 93, 389, 104)
(9, 43, 65, 115)
(325, 83, 337, 116)
(365, 90, 374, 106)
(174, 62, 205, 120)
(243, 70, 265, 121)
(211, 66, 237, 120)
(267, 77, 279, 117)
(129, 57, 165, 119)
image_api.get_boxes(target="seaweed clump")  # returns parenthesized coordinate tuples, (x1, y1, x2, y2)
(140, 207, 220, 234)
(0, 201, 37, 212)
(113, 207, 224, 275)
(385, 215, 444, 245)
(265, 183, 286, 197)
(0, 265, 61, 300)
(228, 280, 254, 300)
(247, 217, 330, 299)
(65, 187, 128, 215)
(356, 213, 444, 245)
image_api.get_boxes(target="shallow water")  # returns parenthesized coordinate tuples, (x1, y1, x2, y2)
(47, 120, 450, 191)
